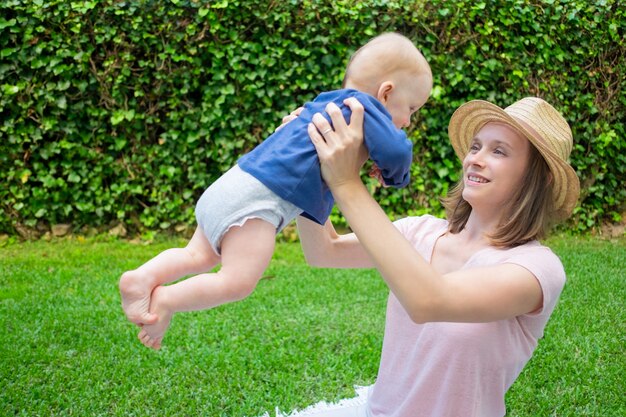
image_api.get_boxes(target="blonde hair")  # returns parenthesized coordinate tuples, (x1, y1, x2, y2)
(442, 144, 556, 248)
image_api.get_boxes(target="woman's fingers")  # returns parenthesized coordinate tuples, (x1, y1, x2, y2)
(309, 99, 367, 163)
(286, 106, 304, 121)
(308, 97, 367, 160)
(343, 97, 365, 130)
(311, 112, 333, 140)
(276, 106, 305, 132)
(310, 99, 365, 141)
(323, 102, 346, 138)
(306, 97, 370, 190)
(307, 121, 329, 158)
(324, 100, 365, 153)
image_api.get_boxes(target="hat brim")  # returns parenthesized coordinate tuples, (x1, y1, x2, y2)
(448, 100, 579, 220)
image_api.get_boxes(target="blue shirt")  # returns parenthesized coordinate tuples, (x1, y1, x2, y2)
(238, 89, 413, 225)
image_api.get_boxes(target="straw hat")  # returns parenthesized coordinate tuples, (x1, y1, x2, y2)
(448, 97, 580, 220)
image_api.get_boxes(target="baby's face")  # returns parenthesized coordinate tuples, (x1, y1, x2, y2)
(384, 73, 432, 129)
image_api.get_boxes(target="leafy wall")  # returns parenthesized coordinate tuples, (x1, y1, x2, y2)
(1, 0, 624, 237)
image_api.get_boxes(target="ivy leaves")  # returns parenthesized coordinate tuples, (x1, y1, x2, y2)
(1, 0, 623, 236)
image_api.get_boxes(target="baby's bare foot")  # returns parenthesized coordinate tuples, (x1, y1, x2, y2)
(138, 286, 173, 350)
(119, 270, 158, 326)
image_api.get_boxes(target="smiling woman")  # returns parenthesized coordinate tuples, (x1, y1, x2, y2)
(446, 122, 550, 247)
(290, 96, 581, 417)
(444, 98, 579, 248)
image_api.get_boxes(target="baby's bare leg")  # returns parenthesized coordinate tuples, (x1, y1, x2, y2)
(138, 218, 276, 349)
(120, 226, 218, 326)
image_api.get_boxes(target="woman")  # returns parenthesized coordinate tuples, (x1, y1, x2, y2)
(280, 97, 579, 416)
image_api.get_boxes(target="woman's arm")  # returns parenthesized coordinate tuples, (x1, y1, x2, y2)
(279, 102, 374, 269)
(308, 98, 543, 323)
(296, 216, 375, 269)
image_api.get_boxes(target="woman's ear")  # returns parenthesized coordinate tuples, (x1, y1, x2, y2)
(376, 81, 394, 104)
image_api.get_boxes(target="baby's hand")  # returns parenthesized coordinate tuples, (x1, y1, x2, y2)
(369, 164, 389, 188)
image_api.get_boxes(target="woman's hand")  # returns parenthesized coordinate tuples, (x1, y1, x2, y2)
(275, 106, 304, 132)
(308, 97, 369, 190)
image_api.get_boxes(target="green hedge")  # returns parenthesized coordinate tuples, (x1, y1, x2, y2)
(1, 0, 624, 237)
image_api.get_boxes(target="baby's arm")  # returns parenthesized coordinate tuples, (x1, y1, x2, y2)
(360, 101, 413, 188)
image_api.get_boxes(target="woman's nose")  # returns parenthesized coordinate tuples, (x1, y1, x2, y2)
(465, 150, 486, 167)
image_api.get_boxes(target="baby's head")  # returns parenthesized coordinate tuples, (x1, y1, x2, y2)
(343, 33, 432, 129)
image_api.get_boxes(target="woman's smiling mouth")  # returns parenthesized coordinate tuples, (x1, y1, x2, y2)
(467, 174, 489, 184)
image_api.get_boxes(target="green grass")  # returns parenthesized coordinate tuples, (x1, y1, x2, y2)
(1, 235, 624, 416)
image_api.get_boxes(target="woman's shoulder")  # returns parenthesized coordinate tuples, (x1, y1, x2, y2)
(486, 240, 566, 292)
(477, 240, 564, 275)
(446, 236, 564, 288)
(500, 240, 562, 266)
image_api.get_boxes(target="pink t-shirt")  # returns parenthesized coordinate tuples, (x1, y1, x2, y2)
(367, 215, 566, 417)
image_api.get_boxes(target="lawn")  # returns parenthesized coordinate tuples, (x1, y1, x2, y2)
(1, 234, 624, 416)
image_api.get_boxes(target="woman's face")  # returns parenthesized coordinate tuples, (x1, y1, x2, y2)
(461, 122, 531, 209)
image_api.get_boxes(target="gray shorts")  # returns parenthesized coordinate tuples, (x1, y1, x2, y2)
(195, 164, 302, 255)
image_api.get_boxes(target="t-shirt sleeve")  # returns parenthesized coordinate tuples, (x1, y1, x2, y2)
(361, 100, 413, 188)
(505, 246, 566, 317)
(392, 216, 413, 234)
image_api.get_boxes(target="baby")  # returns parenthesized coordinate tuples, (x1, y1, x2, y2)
(120, 32, 433, 349)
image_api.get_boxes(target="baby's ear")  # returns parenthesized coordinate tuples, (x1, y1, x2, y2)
(376, 81, 395, 104)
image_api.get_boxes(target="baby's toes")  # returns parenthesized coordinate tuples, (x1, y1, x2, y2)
(138, 329, 148, 343)
(138, 329, 152, 346)
(138, 329, 161, 350)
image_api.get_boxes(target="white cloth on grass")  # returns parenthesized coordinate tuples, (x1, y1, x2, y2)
(258, 385, 371, 417)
